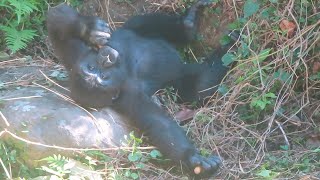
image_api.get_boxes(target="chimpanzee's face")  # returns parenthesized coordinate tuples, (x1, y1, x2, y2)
(69, 49, 124, 107)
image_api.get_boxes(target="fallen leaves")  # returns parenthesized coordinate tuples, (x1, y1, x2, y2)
(312, 61, 320, 74)
(175, 107, 196, 122)
(279, 19, 296, 38)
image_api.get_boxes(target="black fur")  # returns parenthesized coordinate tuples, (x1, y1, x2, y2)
(47, 1, 229, 178)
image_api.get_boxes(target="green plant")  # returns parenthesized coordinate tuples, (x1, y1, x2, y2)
(0, 141, 43, 179)
(116, 132, 164, 179)
(0, 0, 80, 54)
(250, 92, 277, 110)
(40, 154, 72, 178)
(0, 0, 39, 53)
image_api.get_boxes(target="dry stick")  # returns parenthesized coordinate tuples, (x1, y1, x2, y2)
(256, 20, 317, 167)
(39, 70, 69, 92)
(105, 0, 115, 31)
(275, 121, 290, 148)
(0, 58, 26, 65)
(0, 111, 10, 127)
(289, 10, 311, 110)
(33, 82, 73, 102)
(0, 157, 11, 179)
(34, 80, 105, 124)
(188, 48, 199, 62)
(3, 96, 42, 101)
(281, 0, 295, 17)
(0, 129, 154, 152)
(0, 143, 12, 178)
(1, 80, 30, 86)
(270, 23, 317, 132)
(228, 21, 320, 79)
(231, 0, 240, 19)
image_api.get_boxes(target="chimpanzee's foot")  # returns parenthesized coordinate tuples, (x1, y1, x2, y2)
(187, 153, 222, 179)
(183, 0, 217, 40)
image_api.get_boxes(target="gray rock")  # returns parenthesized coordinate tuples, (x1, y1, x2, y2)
(0, 87, 132, 166)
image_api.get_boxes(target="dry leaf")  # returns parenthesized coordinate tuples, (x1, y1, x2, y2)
(299, 175, 317, 180)
(312, 61, 320, 73)
(175, 108, 196, 122)
(279, 19, 296, 37)
(306, 133, 320, 149)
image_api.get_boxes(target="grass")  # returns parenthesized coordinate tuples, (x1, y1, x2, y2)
(0, 0, 319, 179)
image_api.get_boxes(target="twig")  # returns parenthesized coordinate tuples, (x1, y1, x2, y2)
(0, 129, 155, 152)
(275, 121, 290, 148)
(0, 111, 10, 127)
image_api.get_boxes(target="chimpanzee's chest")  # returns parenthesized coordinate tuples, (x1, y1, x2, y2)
(109, 29, 183, 81)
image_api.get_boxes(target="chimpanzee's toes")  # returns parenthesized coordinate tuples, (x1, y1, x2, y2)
(188, 153, 222, 179)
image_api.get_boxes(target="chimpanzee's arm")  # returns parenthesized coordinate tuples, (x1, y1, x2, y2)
(114, 82, 221, 178)
(122, 0, 213, 46)
(47, 4, 87, 69)
(47, 4, 111, 69)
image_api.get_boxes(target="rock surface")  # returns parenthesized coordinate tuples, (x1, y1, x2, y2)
(0, 87, 132, 166)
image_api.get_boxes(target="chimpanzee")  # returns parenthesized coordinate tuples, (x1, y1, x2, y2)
(47, 1, 230, 178)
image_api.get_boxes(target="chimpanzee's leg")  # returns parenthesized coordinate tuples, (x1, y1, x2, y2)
(174, 52, 229, 103)
(122, 0, 214, 45)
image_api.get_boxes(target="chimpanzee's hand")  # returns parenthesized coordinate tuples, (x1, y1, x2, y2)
(187, 153, 222, 179)
(79, 16, 111, 48)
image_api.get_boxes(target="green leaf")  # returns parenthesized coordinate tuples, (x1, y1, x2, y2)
(135, 163, 145, 169)
(219, 35, 232, 46)
(227, 20, 241, 30)
(124, 170, 131, 177)
(274, 69, 290, 82)
(239, 42, 250, 57)
(312, 148, 320, 153)
(130, 173, 139, 179)
(310, 72, 320, 80)
(256, 48, 272, 62)
(8, 0, 38, 24)
(222, 53, 236, 66)
(150, 150, 162, 158)
(128, 152, 142, 162)
(0, 25, 37, 53)
(260, 8, 270, 19)
(218, 84, 229, 95)
(280, 145, 289, 150)
(256, 100, 266, 109)
(243, 0, 260, 18)
(257, 169, 272, 177)
(264, 92, 277, 99)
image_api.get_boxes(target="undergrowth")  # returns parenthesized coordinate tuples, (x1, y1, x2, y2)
(0, 0, 80, 54)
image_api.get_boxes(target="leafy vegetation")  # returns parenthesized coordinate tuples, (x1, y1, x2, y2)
(0, 0, 39, 53)
(0, 141, 44, 179)
(0, 0, 80, 54)
(9, 132, 165, 179)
